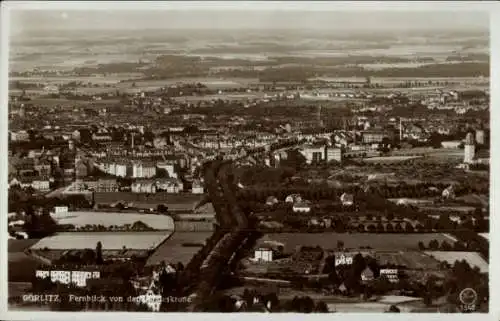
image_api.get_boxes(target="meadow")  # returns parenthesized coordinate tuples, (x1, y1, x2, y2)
(30, 231, 172, 250)
(425, 251, 488, 273)
(54, 211, 175, 230)
(264, 233, 451, 252)
(146, 231, 212, 266)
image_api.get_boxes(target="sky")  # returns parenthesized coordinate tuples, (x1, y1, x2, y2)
(9, 7, 490, 34)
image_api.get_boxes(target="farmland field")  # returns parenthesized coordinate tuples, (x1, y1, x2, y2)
(363, 156, 421, 163)
(146, 231, 212, 266)
(374, 251, 440, 270)
(54, 211, 175, 230)
(425, 251, 488, 273)
(31, 231, 172, 250)
(264, 233, 451, 252)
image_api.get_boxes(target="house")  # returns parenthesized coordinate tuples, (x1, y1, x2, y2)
(335, 253, 354, 266)
(34, 162, 51, 176)
(292, 201, 311, 213)
(441, 141, 461, 149)
(362, 130, 387, 144)
(254, 247, 273, 262)
(75, 161, 88, 178)
(36, 269, 100, 287)
(97, 178, 119, 192)
(156, 178, 183, 193)
(265, 196, 279, 206)
(379, 269, 399, 283)
(285, 194, 302, 203)
(361, 267, 374, 282)
(132, 162, 157, 178)
(131, 180, 157, 194)
(32, 179, 51, 191)
(192, 180, 204, 194)
(340, 193, 354, 206)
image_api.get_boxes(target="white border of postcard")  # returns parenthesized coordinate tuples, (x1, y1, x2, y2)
(1, 1, 499, 321)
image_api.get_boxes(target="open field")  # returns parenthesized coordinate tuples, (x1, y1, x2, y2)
(425, 251, 488, 273)
(12, 97, 120, 107)
(10, 74, 143, 84)
(263, 233, 451, 252)
(54, 211, 175, 230)
(93, 192, 205, 211)
(363, 156, 421, 163)
(31, 231, 171, 251)
(374, 251, 440, 270)
(146, 231, 212, 266)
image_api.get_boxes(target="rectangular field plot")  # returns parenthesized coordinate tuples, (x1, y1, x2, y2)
(425, 251, 488, 273)
(264, 233, 451, 252)
(146, 231, 212, 266)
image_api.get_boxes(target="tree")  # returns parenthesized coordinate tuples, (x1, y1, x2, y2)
(388, 305, 401, 313)
(157, 204, 169, 214)
(337, 240, 344, 250)
(428, 239, 439, 250)
(96, 241, 103, 265)
(405, 223, 414, 233)
(314, 301, 329, 313)
(440, 240, 452, 251)
(418, 241, 426, 251)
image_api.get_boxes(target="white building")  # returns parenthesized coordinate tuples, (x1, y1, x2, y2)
(131, 180, 157, 194)
(254, 248, 273, 262)
(285, 194, 302, 203)
(326, 147, 342, 163)
(36, 269, 100, 287)
(192, 180, 204, 194)
(441, 141, 461, 149)
(340, 193, 354, 206)
(292, 201, 311, 213)
(32, 180, 50, 191)
(10, 130, 30, 142)
(464, 132, 475, 164)
(379, 269, 399, 283)
(335, 253, 354, 266)
(132, 162, 157, 178)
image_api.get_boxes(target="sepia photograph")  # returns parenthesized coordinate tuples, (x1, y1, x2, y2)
(1, 1, 496, 317)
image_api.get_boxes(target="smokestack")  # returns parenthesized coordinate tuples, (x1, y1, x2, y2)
(399, 118, 402, 141)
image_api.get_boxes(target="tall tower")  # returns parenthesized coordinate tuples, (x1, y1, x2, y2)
(19, 104, 26, 118)
(317, 105, 324, 128)
(464, 132, 475, 164)
(399, 118, 403, 141)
